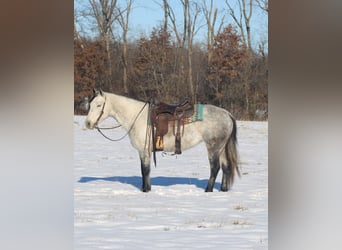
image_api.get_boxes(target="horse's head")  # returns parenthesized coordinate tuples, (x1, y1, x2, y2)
(85, 88, 109, 129)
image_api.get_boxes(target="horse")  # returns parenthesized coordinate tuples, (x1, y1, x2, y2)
(85, 89, 240, 192)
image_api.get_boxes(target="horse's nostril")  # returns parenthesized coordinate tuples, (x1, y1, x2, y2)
(85, 120, 91, 129)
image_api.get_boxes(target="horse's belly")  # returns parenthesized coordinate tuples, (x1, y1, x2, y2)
(161, 126, 202, 152)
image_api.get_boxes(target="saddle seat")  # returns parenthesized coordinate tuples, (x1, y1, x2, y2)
(154, 98, 194, 118)
(151, 98, 194, 155)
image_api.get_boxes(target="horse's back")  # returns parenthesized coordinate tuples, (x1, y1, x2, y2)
(201, 104, 234, 131)
(203, 104, 232, 119)
(160, 104, 234, 152)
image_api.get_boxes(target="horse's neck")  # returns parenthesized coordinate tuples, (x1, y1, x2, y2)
(106, 93, 145, 129)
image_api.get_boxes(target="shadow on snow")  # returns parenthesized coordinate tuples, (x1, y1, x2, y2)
(78, 176, 220, 191)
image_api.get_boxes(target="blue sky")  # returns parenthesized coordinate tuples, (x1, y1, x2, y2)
(75, 0, 268, 51)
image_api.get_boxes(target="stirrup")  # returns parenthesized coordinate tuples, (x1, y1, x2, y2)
(155, 136, 164, 151)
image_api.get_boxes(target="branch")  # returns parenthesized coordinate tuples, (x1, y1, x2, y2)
(255, 0, 268, 13)
(167, 2, 183, 46)
(225, 0, 247, 46)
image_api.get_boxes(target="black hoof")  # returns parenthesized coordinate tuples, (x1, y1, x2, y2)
(142, 187, 151, 192)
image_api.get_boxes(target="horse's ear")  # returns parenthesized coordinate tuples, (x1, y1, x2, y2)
(93, 88, 103, 96)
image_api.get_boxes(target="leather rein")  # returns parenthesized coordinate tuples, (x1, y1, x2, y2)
(95, 97, 149, 142)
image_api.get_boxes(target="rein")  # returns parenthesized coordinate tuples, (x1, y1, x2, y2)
(96, 124, 122, 129)
(96, 100, 149, 142)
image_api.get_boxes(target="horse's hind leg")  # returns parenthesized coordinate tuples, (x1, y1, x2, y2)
(220, 150, 229, 192)
(221, 164, 229, 192)
(140, 155, 151, 192)
(205, 153, 220, 192)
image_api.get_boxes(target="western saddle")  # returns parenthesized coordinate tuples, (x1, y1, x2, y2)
(150, 98, 194, 155)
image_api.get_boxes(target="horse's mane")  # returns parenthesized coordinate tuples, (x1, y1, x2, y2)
(89, 93, 96, 104)
(90, 90, 146, 105)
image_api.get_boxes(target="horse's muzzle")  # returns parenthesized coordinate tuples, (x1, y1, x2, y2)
(85, 120, 95, 129)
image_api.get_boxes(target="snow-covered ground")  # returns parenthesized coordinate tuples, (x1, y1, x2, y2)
(74, 116, 268, 250)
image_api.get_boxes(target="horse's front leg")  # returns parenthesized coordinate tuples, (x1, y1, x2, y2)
(140, 155, 151, 192)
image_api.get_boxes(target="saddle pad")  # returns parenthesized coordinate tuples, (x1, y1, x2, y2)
(184, 104, 203, 124)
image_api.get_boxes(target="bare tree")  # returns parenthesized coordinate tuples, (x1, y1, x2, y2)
(166, 1, 186, 98)
(117, 0, 134, 94)
(166, 0, 200, 100)
(167, 1, 186, 48)
(186, 0, 201, 101)
(225, 0, 253, 50)
(162, 0, 169, 33)
(202, 0, 225, 64)
(74, 2, 88, 50)
(74, 22, 84, 49)
(88, 0, 118, 89)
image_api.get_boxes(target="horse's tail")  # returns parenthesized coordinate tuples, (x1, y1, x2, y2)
(225, 114, 240, 188)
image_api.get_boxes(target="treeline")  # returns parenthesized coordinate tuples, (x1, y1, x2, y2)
(74, 1, 268, 120)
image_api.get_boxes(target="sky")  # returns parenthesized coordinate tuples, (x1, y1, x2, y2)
(75, 0, 268, 51)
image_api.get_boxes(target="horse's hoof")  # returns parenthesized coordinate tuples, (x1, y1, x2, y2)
(142, 187, 151, 192)
(220, 187, 228, 192)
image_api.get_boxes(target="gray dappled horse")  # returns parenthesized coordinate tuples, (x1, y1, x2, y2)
(85, 89, 240, 192)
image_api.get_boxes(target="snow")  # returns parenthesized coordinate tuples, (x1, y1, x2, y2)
(74, 116, 268, 249)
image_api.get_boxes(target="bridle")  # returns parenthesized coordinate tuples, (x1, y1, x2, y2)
(92, 95, 122, 130)
(94, 95, 107, 128)
(93, 95, 150, 142)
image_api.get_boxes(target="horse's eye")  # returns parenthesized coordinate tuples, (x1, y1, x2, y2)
(97, 104, 102, 108)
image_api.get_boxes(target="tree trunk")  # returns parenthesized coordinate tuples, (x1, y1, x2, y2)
(88, 0, 118, 90)
(117, 0, 133, 95)
(242, 0, 253, 50)
(187, 46, 194, 100)
(105, 34, 113, 91)
(226, 0, 253, 51)
(163, 0, 168, 33)
(244, 82, 250, 118)
(122, 35, 128, 94)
